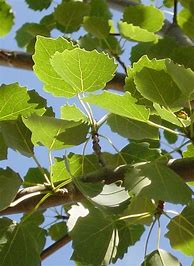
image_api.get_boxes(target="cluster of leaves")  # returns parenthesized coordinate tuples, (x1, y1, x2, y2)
(1, 0, 194, 265)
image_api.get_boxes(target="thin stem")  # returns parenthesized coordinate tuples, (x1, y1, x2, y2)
(49, 150, 54, 188)
(32, 154, 51, 185)
(78, 94, 96, 128)
(97, 113, 111, 128)
(99, 134, 127, 164)
(147, 120, 185, 136)
(157, 218, 161, 250)
(115, 55, 127, 75)
(144, 218, 157, 257)
(173, 0, 178, 24)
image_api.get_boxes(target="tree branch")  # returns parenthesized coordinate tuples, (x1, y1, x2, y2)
(40, 234, 71, 261)
(1, 158, 194, 216)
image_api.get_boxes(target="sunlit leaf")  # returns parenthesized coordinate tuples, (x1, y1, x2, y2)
(51, 157, 72, 183)
(50, 48, 117, 95)
(0, 83, 43, 121)
(183, 144, 194, 158)
(33, 36, 76, 97)
(84, 91, 149, 122)
(178, 8, 194, 38)
(0, 0, 14, 37)
(0, 168, 22, 211)
(61, 105, 87, 122)
(166, 201, 194, 256)
(118, 22, 158, 42)
(23, 114, 88, 150)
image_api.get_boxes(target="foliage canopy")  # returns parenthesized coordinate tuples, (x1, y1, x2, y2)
(1, 0, 194, 265)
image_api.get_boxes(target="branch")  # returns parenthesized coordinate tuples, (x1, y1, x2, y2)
(1, 158, 194, 216)
(40, 234, 71, 261)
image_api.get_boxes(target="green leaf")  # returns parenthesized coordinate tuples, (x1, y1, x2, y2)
(54, 1, 90, 33)
(23, 167, 49, 187)
(183, 144, 194, 158)
(0, 118, 34, 157)
(70, 207, 114, 265)
(0, 83, 42, 121)
(121, 195, 155, 225)
(25, 0, 52, 10)
(0, 0, 14, 37)
(83, 91, 149, 122)
(40, 14, 56, 31)
(0, 168, 22, 211)
(123, 4, 164, 32)
(50, 48, 117, 95)
(165, 60, 194, 101)
(153, 103, 190, 127)
(48, 222, 68, 241)
(112, 221, 144, 263)
(121, 142, 161, 164)
(33, 36, 76, 98)
(90, 0, 112, 19)
(163, 0, 174, 7)
(51, 157, 72, 183)
(131, 161, 192, 204)
(107, 114, 159, 140)
(15, 23, 50, 52)
(171, 46, 194, 71)
(83, 16, 110, 39)
(0, 133, 7, 160)
(178, 8, 194, 38)
(0, 217, 46, 266)
(142, 249, 181, 266)
(61, 104, 87, 122)
(23, 114, 88, 150)
(68, 153, 103, 197)
(166, 201, 194, 256)
(118, 22, 158, 42)
(133, 57, 182, 108)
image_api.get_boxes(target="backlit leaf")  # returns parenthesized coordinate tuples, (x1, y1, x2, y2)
(51, 157, 72, 183)
(23, 114, 88, 150)
(61, 105, 87, 122)
(83, 91, 149, 122)
(0, 0, 14, 37)
(83, 16, 110, 39)
(0, 83, 42, 121)
(33, 36, 76, 97)
(118, 22, 158, 42)
(50, 48, 117, 95)
(48, 222, 68, 241)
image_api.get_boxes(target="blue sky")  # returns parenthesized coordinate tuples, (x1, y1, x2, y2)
(0, 0, 192, 265)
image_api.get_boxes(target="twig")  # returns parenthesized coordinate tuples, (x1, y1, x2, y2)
(173, 0, 178, 25)
(40, 234, 71, 261)
(115, 55, 127, 75)
(144, 218, 157, 257)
